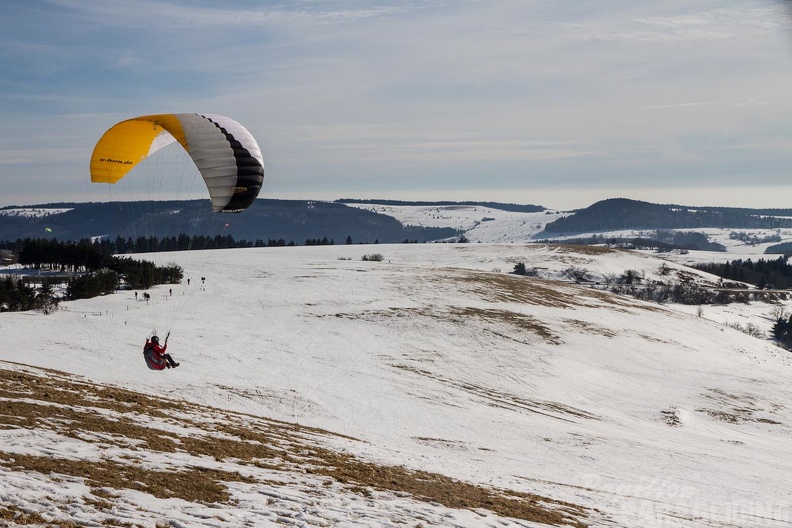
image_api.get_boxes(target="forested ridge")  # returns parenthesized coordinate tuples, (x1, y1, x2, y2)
(540, 198, 792, 235)
(337, 198, 545, 213)
(0, 199, 460, 244)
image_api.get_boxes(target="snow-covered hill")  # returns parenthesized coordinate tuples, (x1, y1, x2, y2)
(2, 243, 792, 527)
(347, 203, 792, 259)
(346, 202, 567, 242)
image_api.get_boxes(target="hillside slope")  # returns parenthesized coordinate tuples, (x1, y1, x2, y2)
(2, 243, 792, 527)
(539, 198, 792, 236)
(0, 200, 458, 244)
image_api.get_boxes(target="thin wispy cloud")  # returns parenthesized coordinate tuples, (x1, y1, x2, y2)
(47, 0, 422, 28)
(643, 97, 773, 110)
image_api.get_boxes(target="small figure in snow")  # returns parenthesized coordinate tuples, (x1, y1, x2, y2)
(143, 334, 179, 370)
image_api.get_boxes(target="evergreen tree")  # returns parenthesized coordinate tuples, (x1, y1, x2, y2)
(772, 315, 792, 349)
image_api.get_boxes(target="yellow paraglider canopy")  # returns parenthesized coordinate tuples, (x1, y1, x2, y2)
(90, 113, 263, 213)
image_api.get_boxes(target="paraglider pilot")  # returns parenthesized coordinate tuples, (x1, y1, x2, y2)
(143, 334, 179, 370)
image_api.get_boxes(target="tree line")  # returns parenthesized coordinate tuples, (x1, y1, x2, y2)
(694, 257, 792, 290)
(0, 234, 300, 257)
(2, 231, 421, 259)
(0, 277, 57, 313)
(0, 239, 183, 312)
(94, 234, 297, 253)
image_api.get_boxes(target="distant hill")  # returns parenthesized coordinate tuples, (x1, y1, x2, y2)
(538, 198, 792, 236)
(337, 199, 545, 213)
(0, 199, 459, 245)
(767, 241, 792, 255)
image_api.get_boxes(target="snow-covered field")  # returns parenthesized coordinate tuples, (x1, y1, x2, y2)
(347, 202, 568, 243)
(2, 241, 792, 527)
(0, 207, 72, 218)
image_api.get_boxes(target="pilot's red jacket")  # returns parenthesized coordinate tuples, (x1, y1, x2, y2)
(143, 339, 168, 370)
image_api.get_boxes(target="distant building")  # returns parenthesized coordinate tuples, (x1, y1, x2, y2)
(0, 249, 16, 265)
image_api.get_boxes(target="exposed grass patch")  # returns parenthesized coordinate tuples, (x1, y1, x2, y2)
(0, 504, 49, 526)
(660, 408, 682, 427)
(325, 459, 586, 527)
(696, 387, 785, 426)
(328, 307, 434, 321)
(548, 244, 621, 256)
(562, 319, 618, 338)
(450, 306, 561, 344)
(447, 269, 656, 311)
(455, 272, 583, 307)
(0, 451, 252, 503)
(0, 365, 589, 527)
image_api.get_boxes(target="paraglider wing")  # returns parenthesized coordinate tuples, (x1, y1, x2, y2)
(90, 113, 264, 212)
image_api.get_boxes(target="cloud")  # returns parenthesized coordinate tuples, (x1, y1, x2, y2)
(2, 1, 792, 209)
(570, 5, 787, 44)
(642, 97, 772, 110)
(44, 0, 423, 29)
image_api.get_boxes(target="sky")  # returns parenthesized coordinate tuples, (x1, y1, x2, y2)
(1, 0, 792, 210)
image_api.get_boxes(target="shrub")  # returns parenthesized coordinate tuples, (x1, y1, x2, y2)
(67, 270, 118, 300)
(618, 270, 642, 285)
(564, 267, 590, 283)
(362, 253, 384, 262)
(726, 321, 765, 339)
(772, 315, 792, 350)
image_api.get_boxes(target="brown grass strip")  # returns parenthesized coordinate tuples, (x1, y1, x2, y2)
(0, 365, 590, 526)
(0, 451, 252, 503)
